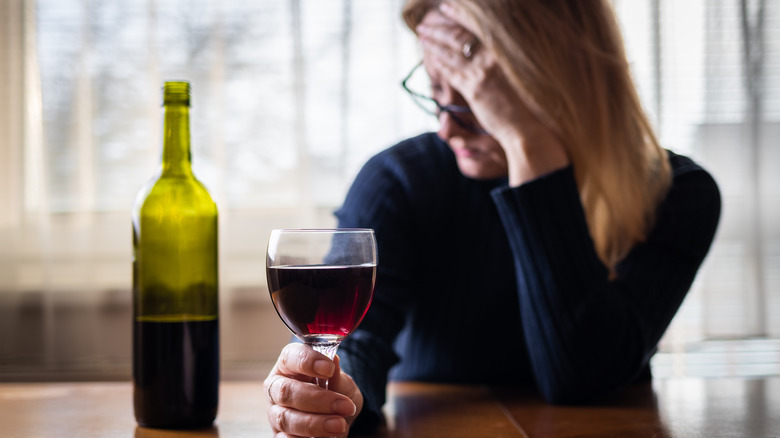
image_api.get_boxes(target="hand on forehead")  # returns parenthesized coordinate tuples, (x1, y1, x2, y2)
(419, 7, 474, 45)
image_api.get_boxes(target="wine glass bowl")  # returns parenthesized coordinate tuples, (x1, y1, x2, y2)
(266, 229, 377, 362)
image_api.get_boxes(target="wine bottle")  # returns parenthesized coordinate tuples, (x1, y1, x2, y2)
(132, 81, 219, 429)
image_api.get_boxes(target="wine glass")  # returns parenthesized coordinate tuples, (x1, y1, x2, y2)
(266, 228, 377, 388)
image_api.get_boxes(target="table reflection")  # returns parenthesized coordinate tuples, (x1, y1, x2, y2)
(0, 378, 776, 437)
(496, 383, 670, 437)
(134, 425, 220, 438)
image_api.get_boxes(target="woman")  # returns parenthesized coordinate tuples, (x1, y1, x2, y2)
(264, 0, 721, 436)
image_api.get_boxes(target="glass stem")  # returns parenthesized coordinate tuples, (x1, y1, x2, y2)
(311, 342, 340, 391)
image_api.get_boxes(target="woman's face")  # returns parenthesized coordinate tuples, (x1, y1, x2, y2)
(423, 59, 509, 180)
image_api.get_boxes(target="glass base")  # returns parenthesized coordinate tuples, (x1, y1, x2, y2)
(311, 342, 339, 360)
(298, 334, 342, 360)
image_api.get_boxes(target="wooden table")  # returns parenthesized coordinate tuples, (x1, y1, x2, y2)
(0, 377, 777, 437)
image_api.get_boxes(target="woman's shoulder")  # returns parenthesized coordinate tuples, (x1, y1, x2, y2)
(338, 133, 460, 222)
(354, 132, 461, 193)
(668, 150, 710, 177)
(666, 150, 720, 200)
(657, 150, 721, 249)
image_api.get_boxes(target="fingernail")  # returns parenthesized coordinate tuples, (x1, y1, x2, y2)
(324, 417, 346, 434)
(314, 359, 335, 377)
(332, 399, 356, 416)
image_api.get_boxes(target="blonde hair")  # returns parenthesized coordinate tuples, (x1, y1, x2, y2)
(403, 0, 672, 275)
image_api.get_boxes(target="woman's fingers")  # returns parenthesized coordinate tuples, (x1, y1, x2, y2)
(275, 343, 335, 381)
(438, 1, 479, 36)
(268, 404, 348, 437)
(417, 14, 474, 61)
(265, 345, 356, 415)
(264, 345, 362, 437)
(266, 374, 356, 416)
(326, 356, 363, 421)
(417, 2, 482, 60)
(416, 9, 489, 91)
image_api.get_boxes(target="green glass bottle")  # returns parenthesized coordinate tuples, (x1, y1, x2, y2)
(132, 81, 219, 429)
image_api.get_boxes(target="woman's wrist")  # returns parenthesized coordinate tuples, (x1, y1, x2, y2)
(501, 130, 570, 186)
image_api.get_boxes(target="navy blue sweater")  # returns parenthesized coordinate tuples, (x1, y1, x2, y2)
(335, 133, 720, 431)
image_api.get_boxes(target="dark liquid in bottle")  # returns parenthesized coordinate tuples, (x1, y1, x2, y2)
(133, 318, 219, 429)
(267, 265, 375, 340)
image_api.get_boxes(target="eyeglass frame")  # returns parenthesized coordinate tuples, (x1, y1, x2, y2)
(401, 60, 488, 135)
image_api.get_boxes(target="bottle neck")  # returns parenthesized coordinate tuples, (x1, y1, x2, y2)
(161, 103, 192, 177)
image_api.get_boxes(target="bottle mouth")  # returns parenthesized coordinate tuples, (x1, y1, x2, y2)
(163, 81, 191, 105)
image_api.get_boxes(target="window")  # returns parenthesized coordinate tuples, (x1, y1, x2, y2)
(0, 0, 433, 294)
(0, 0, 778, 377)
(614, 0, 780, 375)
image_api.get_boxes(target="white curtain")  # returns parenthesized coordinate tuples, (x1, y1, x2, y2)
(0, 0, 778, 348)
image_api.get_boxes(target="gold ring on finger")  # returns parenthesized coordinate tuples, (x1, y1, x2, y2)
(462, 38, 480, 59)
(267, 375, 284, 404)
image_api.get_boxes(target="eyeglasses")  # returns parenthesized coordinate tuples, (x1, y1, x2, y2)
(401, 61, 488, 135)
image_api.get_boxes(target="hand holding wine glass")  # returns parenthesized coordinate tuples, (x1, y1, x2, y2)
(264, 229, 376, 437)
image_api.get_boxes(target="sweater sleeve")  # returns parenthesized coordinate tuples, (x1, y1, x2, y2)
(491, 164, 720, 404)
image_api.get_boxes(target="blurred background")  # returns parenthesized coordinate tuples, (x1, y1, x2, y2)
(0, 0, 778, 381)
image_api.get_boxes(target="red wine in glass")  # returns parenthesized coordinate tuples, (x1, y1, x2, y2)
(266, 229, 377, 384)
(268, 264, 375, 351)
